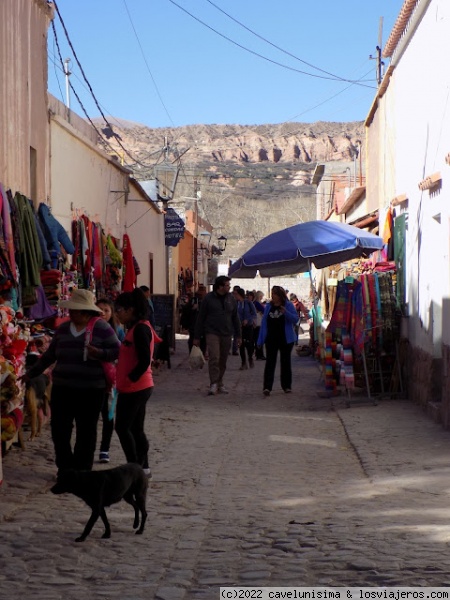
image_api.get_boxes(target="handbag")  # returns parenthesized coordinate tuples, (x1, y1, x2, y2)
(189, 345, 206, 370)
(85, 317, 116, 391)
(255, 311, 263, 328)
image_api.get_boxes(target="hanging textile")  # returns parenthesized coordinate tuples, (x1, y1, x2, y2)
(38, 203, 75, 268)
(122, 233, 136, 292)
(14, 193, 42, 306)
(0, 184, 16, 276)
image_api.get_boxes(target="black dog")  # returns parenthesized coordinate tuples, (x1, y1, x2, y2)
(51, 463, 148, 542)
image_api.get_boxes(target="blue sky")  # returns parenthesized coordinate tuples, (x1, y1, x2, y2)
(48, 0, 405, 129)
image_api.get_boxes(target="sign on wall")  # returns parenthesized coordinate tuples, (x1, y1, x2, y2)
(164, 207, 185, 247)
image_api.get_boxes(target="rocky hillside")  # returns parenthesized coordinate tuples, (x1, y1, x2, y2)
(99, 120, 365, 257)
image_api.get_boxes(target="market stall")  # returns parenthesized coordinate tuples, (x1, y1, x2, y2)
(0, 184, 144, 482)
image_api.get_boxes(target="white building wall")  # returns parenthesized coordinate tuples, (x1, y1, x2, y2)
(50, 114, 167, 295)
(50, 116, 128, 239)
(393, 0, 450, 353)
(369, 0, 450, 356)
(125, 181, 166, 294)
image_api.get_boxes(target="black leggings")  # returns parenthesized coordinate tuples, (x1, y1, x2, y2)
(239, 325, 254, 364)
(115, 387, 152, 469)
(51, 385, 104, 471)
(263, 341, 294, 391)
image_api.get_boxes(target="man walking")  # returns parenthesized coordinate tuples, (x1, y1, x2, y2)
(193, 276, 241, 395)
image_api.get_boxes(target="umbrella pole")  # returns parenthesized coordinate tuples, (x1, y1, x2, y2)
(308, 259, 319, 349)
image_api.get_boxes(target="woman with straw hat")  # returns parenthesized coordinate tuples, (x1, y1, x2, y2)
(24, 288, 120, 472)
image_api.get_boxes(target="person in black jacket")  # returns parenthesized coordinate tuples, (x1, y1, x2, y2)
(139, 285, 156, 328)
(193, 276, 241, 396)
(180, 286, 207, 354)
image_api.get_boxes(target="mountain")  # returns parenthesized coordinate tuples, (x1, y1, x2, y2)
(98, 120, 365, 257)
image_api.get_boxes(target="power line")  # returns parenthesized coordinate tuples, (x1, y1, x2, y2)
(122, 0, 176, 128)
(167, 0, 377, 87)
(52, 0, 158, 170)
(49, 19, 175, 174)
(50, 19, 132, 164)
(204, 0, 374, 86)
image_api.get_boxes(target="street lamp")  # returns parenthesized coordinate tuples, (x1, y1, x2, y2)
(154, 161, 179, 202)
(217, 235, 227, 253)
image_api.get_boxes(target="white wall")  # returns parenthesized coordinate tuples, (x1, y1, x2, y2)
(368, 0, 450, 355)
(125, 181, 166, 294)
(50, 115, 168, 295)
(50, 116, 128, 238)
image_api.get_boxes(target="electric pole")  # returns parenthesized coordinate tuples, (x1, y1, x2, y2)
(370, 17, 385, 86)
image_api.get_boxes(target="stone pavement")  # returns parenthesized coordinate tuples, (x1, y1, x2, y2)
(2, 333, 450, 599)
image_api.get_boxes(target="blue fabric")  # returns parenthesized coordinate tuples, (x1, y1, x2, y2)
(237, 299, 257, 325)
(33, 213, 51, 269)
(257, 300, 298, 346)
(38, 203, 75, 268)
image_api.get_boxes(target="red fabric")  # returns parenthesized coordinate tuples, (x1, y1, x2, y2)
(122, 234, 136, 292)
(92, 223, 103, 280)
(116, 320, 154, 393)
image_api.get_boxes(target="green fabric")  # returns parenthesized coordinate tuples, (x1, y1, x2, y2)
(14, 193, 42, 303)
(106, 235, 122, 267)
(394, 213, 407, 312)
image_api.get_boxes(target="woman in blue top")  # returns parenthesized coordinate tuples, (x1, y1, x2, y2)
(257, 286, 299, 396)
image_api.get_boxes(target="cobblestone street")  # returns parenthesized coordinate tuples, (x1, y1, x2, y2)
(2, 334, 450, 599)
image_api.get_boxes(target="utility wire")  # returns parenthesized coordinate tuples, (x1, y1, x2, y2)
(51, 36, 65, 104)
(204, 0, 373, 85)
(122, 0, 177, 128)
(121, 0, 201, 189)
(52, 0, 158, 169)
(50, 19, 137, 168)
(49, 21, 173, 172)
(167, 0, 376, 88)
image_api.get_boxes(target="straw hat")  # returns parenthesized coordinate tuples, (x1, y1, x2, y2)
(59, 289, 103, 313)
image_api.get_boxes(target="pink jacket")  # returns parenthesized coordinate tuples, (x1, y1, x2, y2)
(116, 320, 154, 393)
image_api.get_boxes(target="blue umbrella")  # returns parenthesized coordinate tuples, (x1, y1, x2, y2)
(228, 220, 384, 278)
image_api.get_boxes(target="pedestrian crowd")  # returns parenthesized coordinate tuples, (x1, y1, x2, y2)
(19, 277, 311, 483)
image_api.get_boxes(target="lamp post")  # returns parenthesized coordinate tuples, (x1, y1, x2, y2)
(217, 235, 227, 253)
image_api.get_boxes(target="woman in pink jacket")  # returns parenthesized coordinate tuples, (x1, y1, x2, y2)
(115, 288, 155, 478)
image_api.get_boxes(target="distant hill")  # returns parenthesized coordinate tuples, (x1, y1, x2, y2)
(96, 120, 364, 257)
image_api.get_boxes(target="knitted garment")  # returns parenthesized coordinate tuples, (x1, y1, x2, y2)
(26, 319, 120, 389)
(14, 194, 42, 303)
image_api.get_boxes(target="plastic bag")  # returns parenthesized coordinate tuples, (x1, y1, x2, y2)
(189, 345, 206, 370)
(108, 388, 118, 421)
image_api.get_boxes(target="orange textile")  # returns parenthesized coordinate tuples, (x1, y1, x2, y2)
(382, 208, 393, 244)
